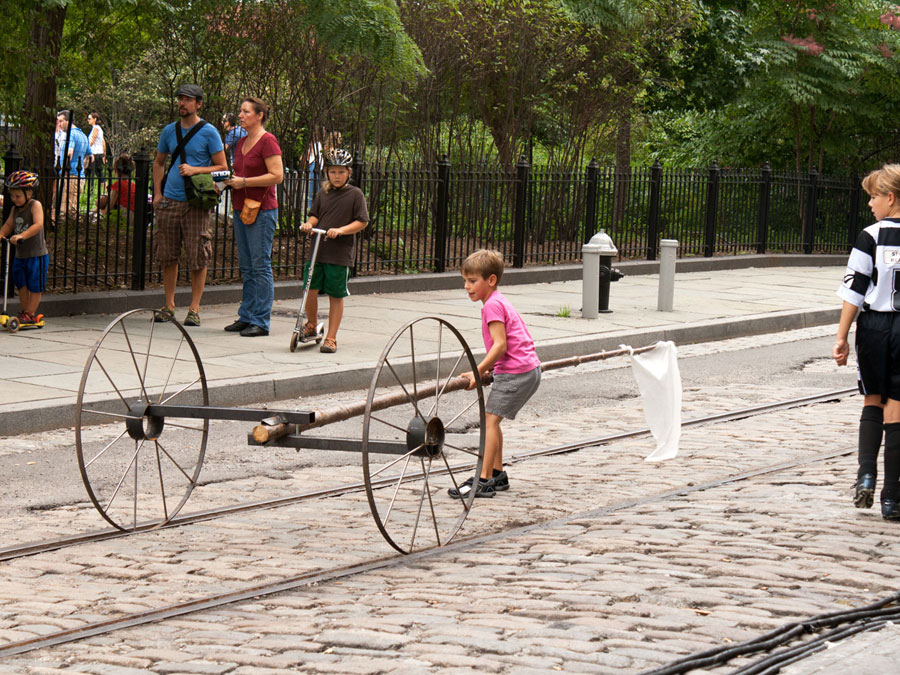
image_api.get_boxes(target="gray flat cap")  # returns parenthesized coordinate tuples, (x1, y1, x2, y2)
(175, 84, 204, 100)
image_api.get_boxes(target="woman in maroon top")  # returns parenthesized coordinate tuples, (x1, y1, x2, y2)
(223, 97, 284, 337)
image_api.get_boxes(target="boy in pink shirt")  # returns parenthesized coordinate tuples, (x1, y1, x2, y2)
(450, 249, 542, 499)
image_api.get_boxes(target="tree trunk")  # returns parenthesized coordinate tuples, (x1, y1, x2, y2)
(613, 114, 631, 228)
(20, 4, 66, 169)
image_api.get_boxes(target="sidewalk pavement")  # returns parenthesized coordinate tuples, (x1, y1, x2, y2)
(0, 256, 846, 436)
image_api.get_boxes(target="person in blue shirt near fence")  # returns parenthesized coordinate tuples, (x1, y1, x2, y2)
(152, 84, 228, 327)
(56, 110, 90, 218)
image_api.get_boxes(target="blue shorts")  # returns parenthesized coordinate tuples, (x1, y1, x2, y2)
(12, 255, 49, 293)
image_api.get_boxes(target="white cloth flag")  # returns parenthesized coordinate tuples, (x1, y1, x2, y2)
(623, 341, 682, 461)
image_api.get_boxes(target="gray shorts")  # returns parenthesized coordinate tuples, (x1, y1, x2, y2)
(486, 367, 541, 420)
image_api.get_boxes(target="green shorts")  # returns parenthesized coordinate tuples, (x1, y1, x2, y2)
(302, 261, 350, 298)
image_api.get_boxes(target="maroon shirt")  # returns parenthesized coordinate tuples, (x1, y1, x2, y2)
(232, 132, 281, 211)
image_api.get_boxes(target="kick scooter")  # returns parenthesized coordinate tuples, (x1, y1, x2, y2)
(289, 228, 327, 352)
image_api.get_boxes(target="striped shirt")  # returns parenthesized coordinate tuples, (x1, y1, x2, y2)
(838, 217, 900, 311)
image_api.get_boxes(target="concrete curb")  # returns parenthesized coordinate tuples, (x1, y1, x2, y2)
(20, 254, 845, 318)
(4, 306, 840, 437)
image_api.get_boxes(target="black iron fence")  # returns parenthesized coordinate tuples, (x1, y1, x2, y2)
(1, 147, 867, 294)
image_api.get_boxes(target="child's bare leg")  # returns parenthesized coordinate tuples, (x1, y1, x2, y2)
(304, 289, 319, 326)
(25, 292, 41, 316)
(17, 287, 31, 315)
(326, 296, 344, 340)
(481, 413, 502, 480)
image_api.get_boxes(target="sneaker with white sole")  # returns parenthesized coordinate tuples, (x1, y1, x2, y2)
(448, 476, 495, 499)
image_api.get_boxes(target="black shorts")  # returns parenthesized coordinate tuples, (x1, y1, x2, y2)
(856, 310, 900, 401)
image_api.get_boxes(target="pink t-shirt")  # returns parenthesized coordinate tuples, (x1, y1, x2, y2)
(481, 291, 541, 374)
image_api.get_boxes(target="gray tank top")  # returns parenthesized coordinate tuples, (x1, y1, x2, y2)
(12, 200, 48, 259)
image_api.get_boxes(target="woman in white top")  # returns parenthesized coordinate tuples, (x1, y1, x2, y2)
(86, 112, 106, 184)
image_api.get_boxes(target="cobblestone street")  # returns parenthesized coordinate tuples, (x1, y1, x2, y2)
(0, 327, 894, 673)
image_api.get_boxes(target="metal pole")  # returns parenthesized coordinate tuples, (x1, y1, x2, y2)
(657, 239, 677, 312)
(294, 344, 659, 433)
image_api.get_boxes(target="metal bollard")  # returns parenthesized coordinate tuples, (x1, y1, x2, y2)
(657, 239, 677, 311)
(582, 229, 622, 318)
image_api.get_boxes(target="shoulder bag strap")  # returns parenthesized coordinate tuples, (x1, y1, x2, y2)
(160, 120, 207, 194)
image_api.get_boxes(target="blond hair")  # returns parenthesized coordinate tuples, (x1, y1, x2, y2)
(862, 164, 900, 198)
(462, 249, 504, 283)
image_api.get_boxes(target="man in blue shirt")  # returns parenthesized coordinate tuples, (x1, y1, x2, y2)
(57, 110, 90, 218)
(152, 84, 228, 327)
(222, 113, 247, 167)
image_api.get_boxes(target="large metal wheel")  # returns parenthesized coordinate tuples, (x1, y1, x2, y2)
(362, 317, 485, 554)
(75, 309, 209, 531)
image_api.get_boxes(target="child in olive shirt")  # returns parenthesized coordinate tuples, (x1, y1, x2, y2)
(299, 149, 369, 353)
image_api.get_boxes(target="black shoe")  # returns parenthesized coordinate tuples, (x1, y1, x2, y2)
(854, 474, 876, 509)
(448, 476, 495, 499)
(491, 471, 510, 492)
(240, 325, 269, 337)
(225, 320, 250, 332)
(882, 499, 900, 521)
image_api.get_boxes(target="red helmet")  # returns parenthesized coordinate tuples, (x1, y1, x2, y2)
(5, 170, 39, 190)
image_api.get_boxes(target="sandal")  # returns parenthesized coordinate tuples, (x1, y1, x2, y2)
(320, 337, 337, 353)
(302, 322, 317, 338)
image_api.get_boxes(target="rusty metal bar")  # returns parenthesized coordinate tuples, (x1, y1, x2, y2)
(294, 343, 661, 432)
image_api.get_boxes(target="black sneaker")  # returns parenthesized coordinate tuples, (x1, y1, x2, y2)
(854, 474, 876, 509)
(491, 471, 510, 492)
(448, 476, 495, 499)
(882, 498, 900, 521)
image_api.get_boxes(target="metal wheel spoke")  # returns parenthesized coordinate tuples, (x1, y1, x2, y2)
(161, 421, 206, 432)
(155, 442, 168, 521)
(383, 455, 413, 527)
(104, 439, 143, 512)
(369, 444, 424, 478)
(368, 414, 408, 435)
(422, 455, 441, 547)
(429, 350, 466, 417)
(384, 359, 422, 418)
(409, 456, 430, 551)
(156, 440, 197, 484)
(442, 396, 480, 429)
(159, 377, 202, 405)
(428, 352, 466, 415)
(409, 326, 418, 403)
(433, 323, 443, 417)
(120, 323, 150, 402)
(441, 441, 481, 457)
(141, 316, 156, 393)
(81, 408, 140, 422)
(441, 452, 471, 514)
(85, 429, 130, 468)
(92, 356, 134, 410)
(158, 334, 186, 404)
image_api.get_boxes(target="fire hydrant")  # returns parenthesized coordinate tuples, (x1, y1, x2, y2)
(581, 229, 624, 318)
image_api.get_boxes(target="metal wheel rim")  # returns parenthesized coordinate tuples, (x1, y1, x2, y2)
(362, 316, 485, 554)
(75, 308, 209, 531)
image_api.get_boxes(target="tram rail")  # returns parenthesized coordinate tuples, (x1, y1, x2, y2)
(0, 386, 860, 659)
(0, 386, 856, 563)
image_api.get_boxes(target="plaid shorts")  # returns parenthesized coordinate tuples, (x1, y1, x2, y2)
(153, 197, 212, 269)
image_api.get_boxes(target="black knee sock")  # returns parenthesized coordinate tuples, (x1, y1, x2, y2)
(881, 422, 900, 501)
(858, 406, 884, 478)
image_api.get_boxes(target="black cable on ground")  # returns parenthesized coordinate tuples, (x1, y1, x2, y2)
(640, 591, 900, 675)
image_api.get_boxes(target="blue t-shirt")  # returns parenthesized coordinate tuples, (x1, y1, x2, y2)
(157, 120, 224, 201)
(224, 126, 247, 161)
(62, 127, 90, 177)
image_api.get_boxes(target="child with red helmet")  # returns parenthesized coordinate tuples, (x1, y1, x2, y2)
(0, 170, 48, 327)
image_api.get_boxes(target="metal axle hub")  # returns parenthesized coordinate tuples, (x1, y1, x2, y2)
(406, 415, 445, 457)
(126, 401, 165, 441)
